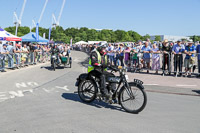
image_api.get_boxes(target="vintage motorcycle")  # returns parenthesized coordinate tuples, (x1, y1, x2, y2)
(75, 66, 147, 114)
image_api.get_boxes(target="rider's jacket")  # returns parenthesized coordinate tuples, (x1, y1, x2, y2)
(88, 50, 108, 73)
(50, 47, 60, 55)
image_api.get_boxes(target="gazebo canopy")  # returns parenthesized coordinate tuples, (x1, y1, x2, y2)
(21, 32, 48, 42)
(75, 41, 88, 45)
(0, 28, 22, 41)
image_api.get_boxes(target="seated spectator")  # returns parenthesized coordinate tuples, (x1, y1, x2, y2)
(151, 43, 160, 74)
(184, 42, 196, 77)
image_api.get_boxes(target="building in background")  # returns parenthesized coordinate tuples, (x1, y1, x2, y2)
(150, 35, 191, 42)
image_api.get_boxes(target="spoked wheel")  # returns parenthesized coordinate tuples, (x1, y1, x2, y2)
(119, 83, 147, 114)
(78, 80, 97, 103)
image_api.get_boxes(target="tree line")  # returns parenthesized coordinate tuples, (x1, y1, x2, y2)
(4, 26, 200, 43)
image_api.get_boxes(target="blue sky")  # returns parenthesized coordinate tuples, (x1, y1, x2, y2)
(0, 0, 199, 36)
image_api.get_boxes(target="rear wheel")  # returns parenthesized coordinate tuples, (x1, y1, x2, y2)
(119, 83, 147, 114)
(78, 80, 97, 103)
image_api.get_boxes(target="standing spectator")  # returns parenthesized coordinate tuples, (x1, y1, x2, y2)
(114, 44, 120, 66)
(136, 40, 144, 69)
(0, 44, 8, 72)
(184, 42, 196, 77)
(0, 41, 2, 68)
(141, 42, 151, 73)
(151, 43, 160, 74)
(146, 38, 152, 48)
(36, 44, 42, 63)
(131, 45, 139, 69)
(196, 42, 200, 77)
(162, 39, 172, 74)
(172, 40, 185, 76)
(106, 43, 115, 65)
(124, 45, 131, 68)
(21, 44, 29, 66)
(41, 45, 47, 63)
(29, 43, 35, 65)
(14, 43, 22, 68)
(7, 42, 15, 69)
(119, 44, 124, 67)
(33, 43, 38, 64)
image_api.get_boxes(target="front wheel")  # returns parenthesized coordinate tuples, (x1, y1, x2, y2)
(78, 80, 97, 103)
(119, 83, 147, 114)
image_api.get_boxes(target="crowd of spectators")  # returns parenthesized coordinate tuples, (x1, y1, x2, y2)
(0, 41, 70, 72)
(74, 39, 200, 78)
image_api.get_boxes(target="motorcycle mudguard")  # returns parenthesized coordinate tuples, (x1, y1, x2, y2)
(75, 73, 89, 87)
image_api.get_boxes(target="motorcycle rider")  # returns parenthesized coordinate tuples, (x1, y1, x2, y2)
(50, 44, 60, 66)
(88, 43, 116, 98)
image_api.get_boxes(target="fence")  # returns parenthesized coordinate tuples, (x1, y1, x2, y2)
(75, 45, 200, 78)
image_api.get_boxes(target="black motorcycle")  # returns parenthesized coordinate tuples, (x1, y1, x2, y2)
(75, 66, 147, 114)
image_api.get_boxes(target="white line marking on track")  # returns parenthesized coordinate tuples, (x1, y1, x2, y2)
(144, 84, 159, 86)
(176, 85, 197, 87)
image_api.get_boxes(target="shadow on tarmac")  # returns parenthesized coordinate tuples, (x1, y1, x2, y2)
(41, 66, 65, 71)
(192, 90, 200, 95)
(61, 93, 125, 113)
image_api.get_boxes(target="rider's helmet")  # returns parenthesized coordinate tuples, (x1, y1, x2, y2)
(97, 42, 107, 55)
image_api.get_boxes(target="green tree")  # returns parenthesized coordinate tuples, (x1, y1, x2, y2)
(143, 34, 151, 41)
(155, 35, 161, 41)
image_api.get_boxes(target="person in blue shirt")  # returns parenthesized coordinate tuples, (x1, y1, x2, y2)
(141, 42, 151, 73)
(184, 43, 196, 77)
(172, 40, 185, 76)
(196, 43, 200, 77)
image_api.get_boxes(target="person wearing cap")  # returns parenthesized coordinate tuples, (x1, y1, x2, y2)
(7, 42, 15, 69)
(0, 44, 9, 72)
(184, 42, 196, 77)
(88, 44, 115, 98)
(172, 40, 185, 76)
(162, 39, 172, 74)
